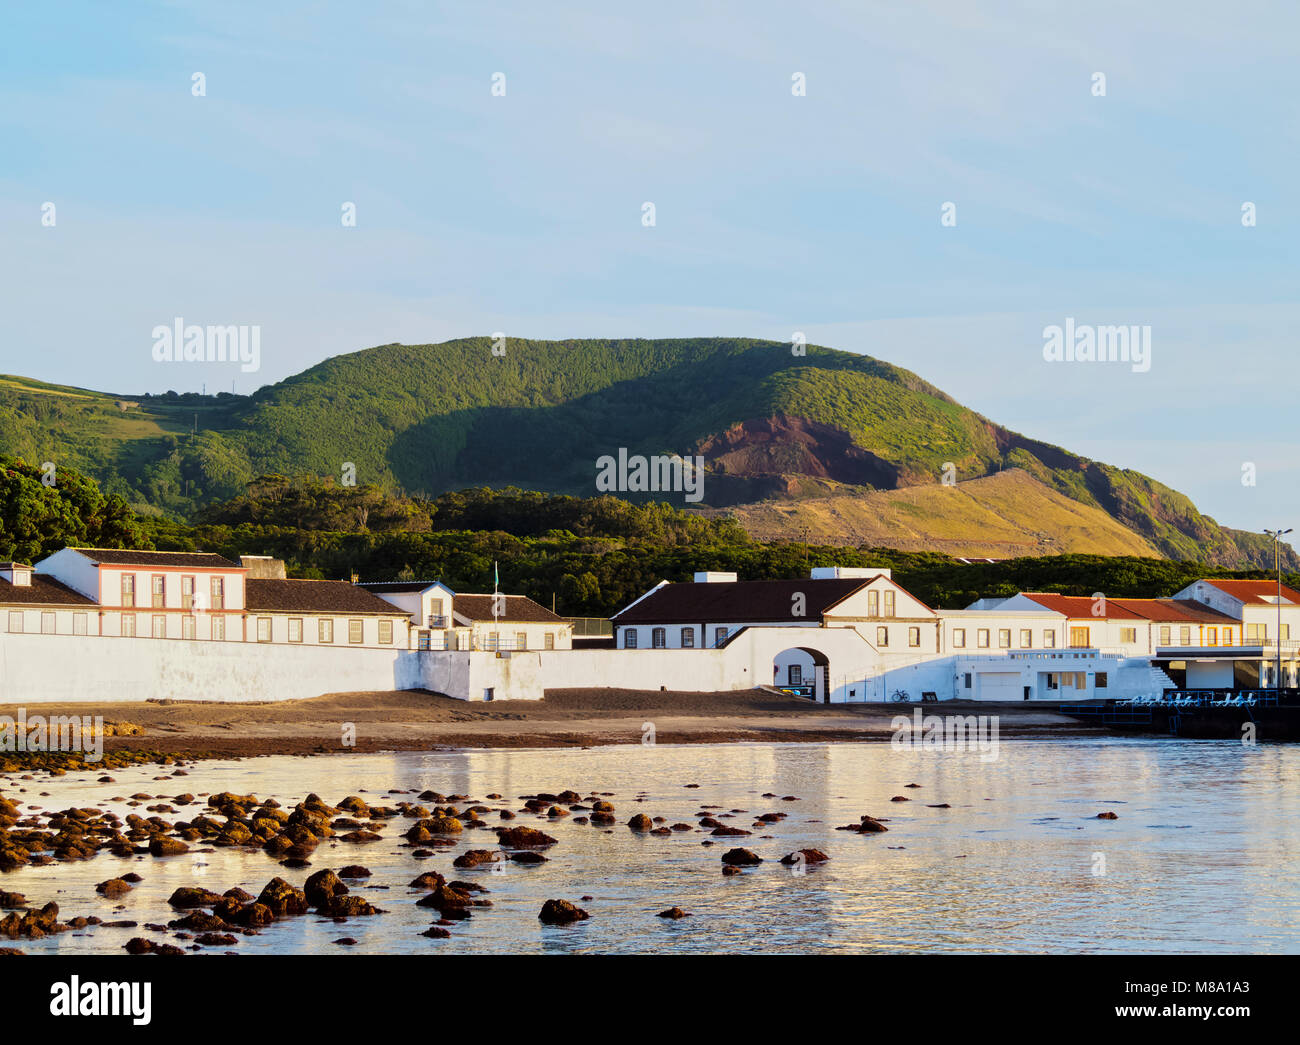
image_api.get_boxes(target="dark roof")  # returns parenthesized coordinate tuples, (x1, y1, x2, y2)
(73, 548, 242, 569)
(358, 581, 444, 594)
(612, 578, 869, 625)
(245, 579, 409, 615)
(453, 594, 566, 624)
(0, 575, 95, 607)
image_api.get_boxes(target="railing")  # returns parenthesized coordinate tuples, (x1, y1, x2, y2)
(1110, 688, 1295, 709)
(565, 616, 613, 637)
(426, 614, 448, 628)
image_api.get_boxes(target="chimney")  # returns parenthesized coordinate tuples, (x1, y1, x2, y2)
(0, 562, 32, 587)
(239, 555, 287, 580)
(809, 566, 891, 581)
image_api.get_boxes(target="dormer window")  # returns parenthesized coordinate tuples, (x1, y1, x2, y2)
(0, 563, 32, 587)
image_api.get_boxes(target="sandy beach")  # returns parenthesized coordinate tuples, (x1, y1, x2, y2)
(0, 689, 1099, 760)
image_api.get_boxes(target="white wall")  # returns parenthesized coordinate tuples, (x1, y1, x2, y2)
(0, 632, 421, 704)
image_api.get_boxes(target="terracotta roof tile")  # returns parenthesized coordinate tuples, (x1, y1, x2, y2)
(1200, 579, 1300, 605)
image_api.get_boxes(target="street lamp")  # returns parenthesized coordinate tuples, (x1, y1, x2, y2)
(1263, 528, 1293, 690)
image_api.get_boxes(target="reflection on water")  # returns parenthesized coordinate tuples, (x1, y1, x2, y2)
(4, 738, 1297, 954)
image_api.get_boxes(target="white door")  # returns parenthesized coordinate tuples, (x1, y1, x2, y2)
(976, 672, 1020, 701)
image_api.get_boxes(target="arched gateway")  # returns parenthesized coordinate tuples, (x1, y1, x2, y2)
(773, 646, 831, 703)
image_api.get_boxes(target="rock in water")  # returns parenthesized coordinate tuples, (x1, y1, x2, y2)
(779, 849, 830, 865)
(538, 899, 589, 924)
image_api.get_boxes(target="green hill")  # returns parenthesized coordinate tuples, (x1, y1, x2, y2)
(0, 337, 1288, 568)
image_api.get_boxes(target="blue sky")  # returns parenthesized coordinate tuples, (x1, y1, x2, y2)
(2, 1, 1297, 536)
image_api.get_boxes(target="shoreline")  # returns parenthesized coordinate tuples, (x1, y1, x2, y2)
(0, 688, 1103, 764)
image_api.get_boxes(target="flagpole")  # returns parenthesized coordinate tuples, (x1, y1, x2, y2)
(493, 560, 500, 653)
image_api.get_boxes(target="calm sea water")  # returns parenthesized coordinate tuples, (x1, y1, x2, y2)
(4, 738, 1297, 954)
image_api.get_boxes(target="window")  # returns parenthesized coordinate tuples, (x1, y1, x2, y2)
(1120, 627, 1137, 644)
(908, 626, 920, 648)
(516, 631, 527, 651)
(789, 664, 802, 685)
(714, 626, 727, 648)
(544, 632, 555, 650)
(1203, 627, 1218, 645)
(152, 615, 166, 638)
(1179, 625, 1191, 646)
(1095, 672, 1108, 689)
(867, 590, 879, 616)
(883, 591, 895, 617)
(121, 613, 136, 637)
(319, 618, 334, 644)
(963, 673, 972, 689)
(953, 628, 966, 648)
(429, 598, 444, 626)
(680, 627, 695, 648)
(456, 631, 469, 651)
(210, 576, 225, 610)
(257, 617, 272, 642)
(7, 611, 21, 633)
(181, 575, 195, 609)
(1283, 624, 1292, 640)
(1247, 622, 1264, 641)
(418, 631, 431, 650)
(212, 615, 225, 641)
(484, 632, 499, 651)
(379, 620, 393, 645)
(1223, 628, 1233, 645)
(1159, 625, 1171, 646)
(1043, 630, 1056, 649)
(877, 626, 888, 646)
(182, 616, 195, 640)
(73, 613, 87, 635)
(121, 574, 135, 608)
(652, 628, 666, 649)
(151, 575, 166, 608)
(998, 629, 1011, 648)
(1020, 629, 1032, 648)
(348, 619, 363, 644)
(41, 611, 55, 634)
(977, 629, 990, 648)
(625, 629, 638, 649)
(288, 618, 303, 643)
(1069, 627, 1090, 648)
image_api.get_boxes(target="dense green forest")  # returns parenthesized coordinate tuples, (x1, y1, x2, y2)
(0, 337, 1286, 567)
(2, 458, 1292, 618)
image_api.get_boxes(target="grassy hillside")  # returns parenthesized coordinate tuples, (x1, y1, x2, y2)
(717, 468, 1162, 558)
(0, 337, 1289, 567)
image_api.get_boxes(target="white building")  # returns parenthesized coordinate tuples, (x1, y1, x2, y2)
(360, 581, 573, 652)
(2, 544, 1294, 706)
